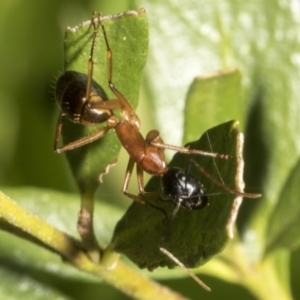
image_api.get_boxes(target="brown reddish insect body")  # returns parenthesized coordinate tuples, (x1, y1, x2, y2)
(54, 12, 261, 290)
(55, 12, 258, 208)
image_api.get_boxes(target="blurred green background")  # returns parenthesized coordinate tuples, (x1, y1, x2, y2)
(1, 0, 300, 299)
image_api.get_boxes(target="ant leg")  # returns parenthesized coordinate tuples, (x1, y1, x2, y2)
(121, 159, 168, 217)
(54, 113, 116, 153)
(98, 15, 140, 127)
(121, 159, 158, 205)
(145, 130, 229, 159)
(122, 158, 148, 205)
(136, 164, 145, 193)
(54, 124, 111, 153)
(84, 11, 100, 103)
(54, 112, 65, 151)
(144, 130, 229, 159)
(151, 140, 230, 159)
(136, 165, 168, 217)
(97, 14, 112, 85)
(188, 159, 261, 198)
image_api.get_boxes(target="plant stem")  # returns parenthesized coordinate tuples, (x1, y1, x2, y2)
(77, 193, 101, 263)
(0, 191, 189, 300)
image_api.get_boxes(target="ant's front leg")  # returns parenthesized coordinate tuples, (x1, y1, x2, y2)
(122, 157, 149, 205)
(122, 158, 168, 217)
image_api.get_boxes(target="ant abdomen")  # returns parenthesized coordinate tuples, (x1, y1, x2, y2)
(56, 70, 111, 125)
(161, 167, 208, 210)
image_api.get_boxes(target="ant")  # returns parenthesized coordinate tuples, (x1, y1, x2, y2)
(54, 12, 261, 290)
(54, 12, 258, 205)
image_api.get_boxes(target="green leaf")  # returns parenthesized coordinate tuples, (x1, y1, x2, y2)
(139, 0, 300, 237)
(184, 69, 243, 143)
(111, 120, 244, 269)
(0, 187, 123, 258)
(0, 187, 123, 299)
(58, 10, 148, 194)
(0, 262, 74, 300)
(266, 157, 300, 254)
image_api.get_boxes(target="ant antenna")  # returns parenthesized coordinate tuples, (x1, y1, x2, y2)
(158, 162, 211, 291)
(159, 247, 211, 291)
(158, 153, 260, 290)
(205, 131, 225, 185)
(188, 159, 260, 198)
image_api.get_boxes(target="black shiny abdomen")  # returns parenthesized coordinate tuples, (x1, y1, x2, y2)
(55, 71, 110, 124)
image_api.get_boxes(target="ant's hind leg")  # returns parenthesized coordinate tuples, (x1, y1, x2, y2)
(97, 14, 113, 85)
(97, 15, 139, 124)
(54, 121, 112, 153)
(85, 12, 101, 103)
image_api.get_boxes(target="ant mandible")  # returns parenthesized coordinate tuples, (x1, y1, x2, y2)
(54, 12, 260, 210)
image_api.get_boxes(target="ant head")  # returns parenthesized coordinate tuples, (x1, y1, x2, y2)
(161, 167, 208, 210)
